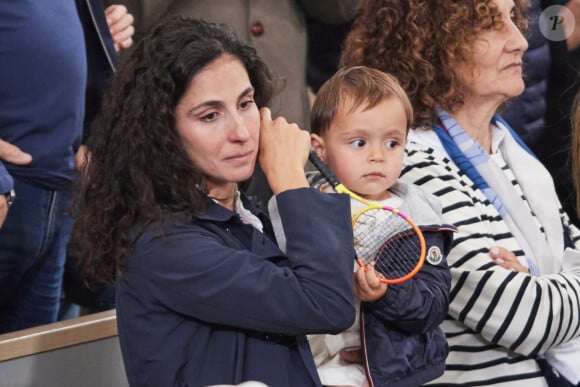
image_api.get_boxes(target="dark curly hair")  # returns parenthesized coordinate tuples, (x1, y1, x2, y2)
(340, 0, 529, 128)
(70, 17, 273, 283)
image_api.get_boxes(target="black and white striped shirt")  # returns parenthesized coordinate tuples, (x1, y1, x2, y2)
(401, 131, 580, 386)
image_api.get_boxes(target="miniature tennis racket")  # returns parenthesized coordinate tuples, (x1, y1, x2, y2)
(309, 149, 426, 284)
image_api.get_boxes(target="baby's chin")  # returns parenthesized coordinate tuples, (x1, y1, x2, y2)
(354, 188, 391, 202)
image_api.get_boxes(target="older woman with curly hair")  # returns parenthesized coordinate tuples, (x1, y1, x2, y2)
(70, 17, 357, 387)
(342, 0, 580, 386)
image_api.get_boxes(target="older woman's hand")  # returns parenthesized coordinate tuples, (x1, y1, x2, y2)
(489, 246, 530, 273)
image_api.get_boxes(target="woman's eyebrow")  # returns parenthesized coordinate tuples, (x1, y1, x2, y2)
(188, 86, 255, 114)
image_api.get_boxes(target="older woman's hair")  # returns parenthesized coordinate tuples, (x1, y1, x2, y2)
(572, 91, 580, 218)
(311, 66, 413, 135)
(340, 0, 529, 128)
(71, 17, 273, 283)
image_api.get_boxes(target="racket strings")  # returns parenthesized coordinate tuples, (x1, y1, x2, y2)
(374, 233, 422, 279)
(353, 209, 421, 280)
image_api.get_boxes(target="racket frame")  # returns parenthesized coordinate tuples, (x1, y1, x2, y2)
(309, 149, 427, 284)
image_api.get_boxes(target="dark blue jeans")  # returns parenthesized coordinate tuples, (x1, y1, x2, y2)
(0, 178, 71, 333)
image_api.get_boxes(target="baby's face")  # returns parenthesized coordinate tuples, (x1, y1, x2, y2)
(315, 96, 407, 201)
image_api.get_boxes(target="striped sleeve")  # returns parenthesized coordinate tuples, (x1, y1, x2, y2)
(402, 144, 580, 356)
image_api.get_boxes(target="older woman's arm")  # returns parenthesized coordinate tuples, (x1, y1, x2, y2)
(401, 143, 580, 356)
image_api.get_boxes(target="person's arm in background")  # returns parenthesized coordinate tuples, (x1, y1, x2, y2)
(102, 0, 170, 42)
(75, 2, 135, 171)
(105, 4, 134, 52)
(402, 146, 580, 356)
(0, 139, 32, 227)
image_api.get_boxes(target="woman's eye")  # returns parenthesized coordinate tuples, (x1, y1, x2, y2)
(240, 99, 255, 109)
(200, 112, 218, 122)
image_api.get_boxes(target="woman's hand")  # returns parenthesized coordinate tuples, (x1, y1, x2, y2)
(258, 108, 309, 195)
(489, 246, 530, 273)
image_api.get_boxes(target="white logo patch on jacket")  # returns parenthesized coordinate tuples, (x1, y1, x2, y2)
(426, 246, 443, 265)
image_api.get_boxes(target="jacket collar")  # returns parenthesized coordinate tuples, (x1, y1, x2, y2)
(194, 192, 264, 222)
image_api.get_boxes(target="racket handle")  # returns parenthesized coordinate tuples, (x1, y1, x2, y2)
(308, 149, 341, 188)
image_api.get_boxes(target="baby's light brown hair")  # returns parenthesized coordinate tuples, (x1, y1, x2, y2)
(311, 66, 413, 136)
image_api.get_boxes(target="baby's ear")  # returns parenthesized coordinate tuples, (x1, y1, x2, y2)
(310, 133, 326, 161)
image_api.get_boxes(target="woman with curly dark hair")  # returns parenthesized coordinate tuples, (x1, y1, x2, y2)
(342, 0, 580, 386)
(70, 17, 356, 387)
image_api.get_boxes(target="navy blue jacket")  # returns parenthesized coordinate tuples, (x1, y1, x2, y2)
(362, 228, 454, 387)
(350, 182, 454, 387)
(116, 188, 356, 387)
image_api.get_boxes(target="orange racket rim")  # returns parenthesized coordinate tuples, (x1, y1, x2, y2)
(352, 207, 427, 285)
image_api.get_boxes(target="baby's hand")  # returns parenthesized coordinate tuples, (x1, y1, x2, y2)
(489, 246, 529, 273)
(354, 263, 388, 301)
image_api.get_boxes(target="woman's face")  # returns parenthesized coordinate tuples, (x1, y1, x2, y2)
(456, 0, 528, 106)
(175, 53, 260, 196)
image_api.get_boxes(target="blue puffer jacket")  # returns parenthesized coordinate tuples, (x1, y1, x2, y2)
(361, 182, 455, 387)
